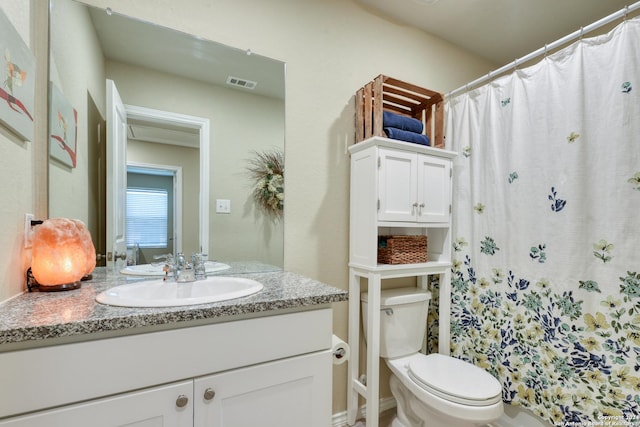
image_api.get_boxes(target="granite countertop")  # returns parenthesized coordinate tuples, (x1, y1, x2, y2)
(0, 262, 347, 347)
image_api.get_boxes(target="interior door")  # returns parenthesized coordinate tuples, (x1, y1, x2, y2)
(87, 94, 107, 266)
(106, 79, 128, 267)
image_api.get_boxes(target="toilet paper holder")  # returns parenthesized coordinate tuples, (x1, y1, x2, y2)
(331, 334, 350, 365)
(334, 347, 347, 360)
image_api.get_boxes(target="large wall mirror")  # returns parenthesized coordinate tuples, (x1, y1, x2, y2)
(49, 0, 285, 270)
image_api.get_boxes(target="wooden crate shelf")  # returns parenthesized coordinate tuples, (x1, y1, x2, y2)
(355, 74, 445, 148)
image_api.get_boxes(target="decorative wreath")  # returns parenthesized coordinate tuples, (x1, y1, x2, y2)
(246, 149, 284, 218)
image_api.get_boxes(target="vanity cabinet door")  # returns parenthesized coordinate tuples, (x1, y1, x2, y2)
(194, 351, 331, 427)
(0, 381, 193, 427)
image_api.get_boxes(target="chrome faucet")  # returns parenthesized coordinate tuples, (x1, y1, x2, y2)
(174, 253, 195, 282)
(155, 252, 207, 283)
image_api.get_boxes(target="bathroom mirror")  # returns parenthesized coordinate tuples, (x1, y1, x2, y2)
(48, 0, 285, 269)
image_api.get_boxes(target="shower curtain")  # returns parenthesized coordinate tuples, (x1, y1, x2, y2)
(445, 16, 640, 426)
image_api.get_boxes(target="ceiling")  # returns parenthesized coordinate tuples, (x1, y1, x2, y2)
(87, 5, 285, 146)
(88, 6, 285, 101)
(357, 0, 633, 66)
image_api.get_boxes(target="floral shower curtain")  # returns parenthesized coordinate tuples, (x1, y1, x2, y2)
(445, 16, 640, 426)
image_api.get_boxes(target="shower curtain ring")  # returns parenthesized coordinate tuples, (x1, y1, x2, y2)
(624, 5, 629, 20)
(544, 44, 548, 57)
(580, 26, 584, 39)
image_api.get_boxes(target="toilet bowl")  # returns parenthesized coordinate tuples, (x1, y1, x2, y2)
(361, 287, 503, 427)
(386, 353, 503, 426)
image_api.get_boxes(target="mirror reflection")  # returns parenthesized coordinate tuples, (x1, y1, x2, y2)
(48, 0, 285, 270)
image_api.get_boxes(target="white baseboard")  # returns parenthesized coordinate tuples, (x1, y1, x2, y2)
(332, 397, 396, 427)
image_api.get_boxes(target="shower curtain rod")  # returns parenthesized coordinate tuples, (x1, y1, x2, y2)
(446, 1, 640, 99)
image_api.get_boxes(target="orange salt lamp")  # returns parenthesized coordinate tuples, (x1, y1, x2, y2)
(30, 218, 96, 291)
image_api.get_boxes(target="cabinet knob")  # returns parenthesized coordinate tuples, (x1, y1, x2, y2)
(176, 395, 189, 408)
(412, 202, 419, 207)
(203, 387, 216, 401)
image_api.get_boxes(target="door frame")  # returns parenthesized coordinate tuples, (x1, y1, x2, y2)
(127, 162, 183, 255)
(124, 105, 210, 254)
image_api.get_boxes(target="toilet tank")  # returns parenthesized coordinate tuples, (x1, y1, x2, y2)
(361, 287, 431, 358)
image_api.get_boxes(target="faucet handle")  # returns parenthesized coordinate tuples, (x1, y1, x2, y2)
(153, 253, 175, 281)
(153, 253, 174, 264)
(174, 252, 196, 282)
(191, 253, 208, 279)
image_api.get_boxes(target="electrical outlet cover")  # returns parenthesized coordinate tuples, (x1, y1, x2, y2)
(24, 213, 35, 248)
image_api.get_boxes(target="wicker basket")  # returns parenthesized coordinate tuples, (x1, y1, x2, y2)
(377, 235, 427, 264)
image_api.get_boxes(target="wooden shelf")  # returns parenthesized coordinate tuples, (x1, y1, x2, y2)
(355, 75, 445, 148)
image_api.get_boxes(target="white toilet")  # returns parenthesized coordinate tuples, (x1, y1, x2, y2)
(361, 287, 503, 427)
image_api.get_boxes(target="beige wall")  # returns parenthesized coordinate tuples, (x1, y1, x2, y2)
(2, 0, 496, 415)
(48, 0, 105, 223)
(0, 0, 39, 302)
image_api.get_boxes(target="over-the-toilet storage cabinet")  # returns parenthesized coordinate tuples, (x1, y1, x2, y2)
(347, 136, 456, 427)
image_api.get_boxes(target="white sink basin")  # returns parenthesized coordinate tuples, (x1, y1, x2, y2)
(96, 276, 263, 307)
(119, 261, 230, 276)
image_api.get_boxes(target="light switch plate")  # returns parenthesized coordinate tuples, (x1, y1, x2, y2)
(216, 199, 231, 214)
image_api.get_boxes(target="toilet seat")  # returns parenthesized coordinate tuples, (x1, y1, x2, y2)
(407, 354, 502, 406)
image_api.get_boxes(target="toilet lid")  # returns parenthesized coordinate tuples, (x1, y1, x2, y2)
(407, 354, 502, 406)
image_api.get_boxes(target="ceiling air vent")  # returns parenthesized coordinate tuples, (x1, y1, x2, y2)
(226, 76, 257, 90)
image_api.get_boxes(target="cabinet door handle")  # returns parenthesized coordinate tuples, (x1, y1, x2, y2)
(203, 388, 216, 401)
(176, 395, 189, 408)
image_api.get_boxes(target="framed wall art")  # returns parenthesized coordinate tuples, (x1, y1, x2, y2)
(49, 82, 78, 168)
(0, 7, 35, 142)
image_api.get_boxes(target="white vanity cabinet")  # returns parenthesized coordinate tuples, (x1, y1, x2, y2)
(0, 351, 330, 427)
(194, 351, 330, 426)
(347, 137, 457, 427)
(0, 381, 194, 427)
(0, 309, 333, 427)
(378, 147, 451, 224)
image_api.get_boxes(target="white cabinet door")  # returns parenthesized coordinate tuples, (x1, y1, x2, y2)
(378, 148, 417, 222)
(416, 154, 451, 223)
(0, 381, 193, 427)
(379, 148, 451, 223)
(194, 351, 332, 427)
